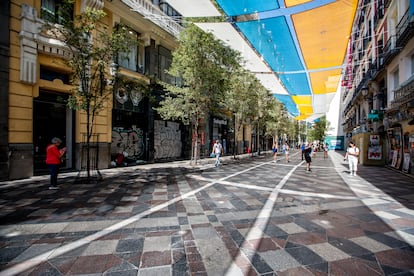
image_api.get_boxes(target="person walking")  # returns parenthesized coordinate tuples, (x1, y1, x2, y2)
(272, 142, 278, 162)
(323, 143, 329, 159)
(304, 142, 312, 172)
(284, 142, 290, 163)
(45, 137, 66, 190)
(212, 140, 223, 167)
(344, 141, 359, 176)
(301, 142, 305, 160)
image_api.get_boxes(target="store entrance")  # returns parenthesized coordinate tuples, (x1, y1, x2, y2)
(33, 91, 73, 174)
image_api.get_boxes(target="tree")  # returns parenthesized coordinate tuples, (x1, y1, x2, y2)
(44, 0, 136, 179)
(307, 115, 330, 142)
(155, 24, 241, 164)
(225, 70, 261, 156)
(263, 98, 284, 144)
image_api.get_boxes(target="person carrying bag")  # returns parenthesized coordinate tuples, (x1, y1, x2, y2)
(344, 141, 359, 176)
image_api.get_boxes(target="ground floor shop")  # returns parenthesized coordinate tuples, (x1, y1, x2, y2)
(5, 89, 240, 180)
(385, 123, 414, 175)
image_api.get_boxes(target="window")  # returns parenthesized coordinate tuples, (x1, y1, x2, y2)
(393, 68, 399, 89)
(158, 46, 173, 83)
(41, 0, 72, 24)
(118, 29, 142, 73)
(411, 54, 414, 76)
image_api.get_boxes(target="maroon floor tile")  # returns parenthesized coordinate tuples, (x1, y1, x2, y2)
(140, 250, 171, 267)
(287, 231, 326, 246)
(270, 236, 287, 248)
(67, 254, 122, 274)
(187, 252, 203, 263)
(375, 248, 414, 270)
(330, 257, 383, 275)
(359, 221, 393, 233)
(188, 261, 206, 274)
(242, 238, 272, 252)
(326, 225, 365, 239)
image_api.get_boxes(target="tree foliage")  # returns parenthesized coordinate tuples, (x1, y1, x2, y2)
(155, 24, 241, 163)
(307, 115, 330, 142)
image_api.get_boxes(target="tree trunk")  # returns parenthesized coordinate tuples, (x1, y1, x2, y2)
(233, 113, 237, 159)
(193, 120, 199, 165)
(86, 107, 91, 179)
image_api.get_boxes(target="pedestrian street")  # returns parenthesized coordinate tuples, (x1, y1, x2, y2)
(1, 150, 414, 275)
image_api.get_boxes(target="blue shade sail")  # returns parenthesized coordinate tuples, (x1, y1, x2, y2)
(236, 17, 303, 72)
(279, 73, 311, 96)
(236, 16, 312, 99)
(216, 0, 280, 16)
(273, 94, 299, 116)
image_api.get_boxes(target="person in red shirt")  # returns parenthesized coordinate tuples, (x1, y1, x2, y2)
(45, 137, 66, 189)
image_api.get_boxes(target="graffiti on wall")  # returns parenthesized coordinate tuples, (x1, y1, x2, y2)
(154, 120, 182, 159)
(111, 126, 144, 166)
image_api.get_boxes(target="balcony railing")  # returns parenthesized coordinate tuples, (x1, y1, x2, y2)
(390, 75, 414, 109)
(382, 35, 400, 65)
(396, 8, 414, 47)
(121, 0, 183, 37)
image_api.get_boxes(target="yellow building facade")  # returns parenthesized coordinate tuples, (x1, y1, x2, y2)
(3, 0, 181, 180)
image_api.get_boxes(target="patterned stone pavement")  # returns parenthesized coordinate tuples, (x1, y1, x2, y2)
(0, 150, 413, 275)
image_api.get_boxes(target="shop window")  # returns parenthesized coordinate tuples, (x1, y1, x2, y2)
(41, 0, 73, 24)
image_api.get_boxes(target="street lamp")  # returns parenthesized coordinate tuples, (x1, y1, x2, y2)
(361, 86, 368, 98)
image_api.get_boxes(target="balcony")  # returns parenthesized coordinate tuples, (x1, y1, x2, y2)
(390, 75, 414, 109)
(396, 9, 414, 48)
(382, 36, 400, 65)
(121, 0, 183, 37)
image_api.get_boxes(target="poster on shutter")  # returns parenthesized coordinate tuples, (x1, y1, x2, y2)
(368, 135, 382, 160)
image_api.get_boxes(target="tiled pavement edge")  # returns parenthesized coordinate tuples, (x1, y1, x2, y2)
(0, 150, 413, 275)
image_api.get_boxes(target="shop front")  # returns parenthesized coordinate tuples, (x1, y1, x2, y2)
(212, 117, 231, 155)
(386, 125, 403, 170)
(403, 122, 414, 175)
(111, 80, 148, 166)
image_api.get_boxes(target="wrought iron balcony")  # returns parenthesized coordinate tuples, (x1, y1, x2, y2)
(396, 8, 414, 47)
(382, 35, 400, 65)
(390, 76, 414, 109)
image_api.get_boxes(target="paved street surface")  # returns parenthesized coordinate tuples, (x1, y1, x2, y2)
(1, 150, 414, 275)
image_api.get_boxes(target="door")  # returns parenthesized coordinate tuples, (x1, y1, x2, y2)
(33, 91, 73, 174)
